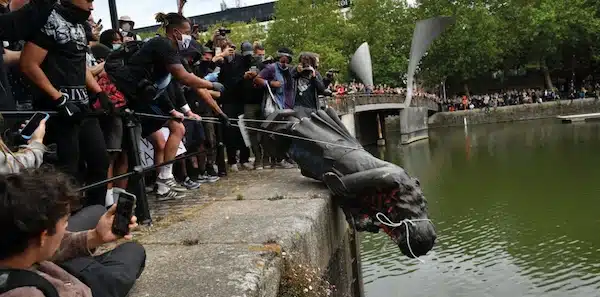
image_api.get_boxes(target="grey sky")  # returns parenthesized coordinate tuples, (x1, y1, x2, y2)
(92, 0, 273, 29)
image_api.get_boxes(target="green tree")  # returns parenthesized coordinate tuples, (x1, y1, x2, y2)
(200, 20, 269, 48)
(415, 0, 504, 95)
(265, 0, 348, 78)
(345, 0, 414, 86)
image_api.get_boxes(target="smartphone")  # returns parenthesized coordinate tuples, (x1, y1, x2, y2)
(215, 47, 222, 56)
(250, 66, 258, 72)
(111, 191, 136, 237)
(21, 112, 49, 140)
(97, 19, 102, 25)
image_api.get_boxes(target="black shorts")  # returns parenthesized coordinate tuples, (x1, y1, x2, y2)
(132, 103, 169, 138)
(183, 120, 205, 150)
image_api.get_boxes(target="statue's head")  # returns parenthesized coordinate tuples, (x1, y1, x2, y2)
(365, 173, 436, 258)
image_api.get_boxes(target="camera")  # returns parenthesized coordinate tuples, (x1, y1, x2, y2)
(218, 27, 231, 36)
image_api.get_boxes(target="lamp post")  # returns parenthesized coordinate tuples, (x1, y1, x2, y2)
(108, 0, 119, 30)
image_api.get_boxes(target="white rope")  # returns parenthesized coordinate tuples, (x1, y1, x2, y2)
(375, 212, 432, 263)
(203, 119, 364, 151)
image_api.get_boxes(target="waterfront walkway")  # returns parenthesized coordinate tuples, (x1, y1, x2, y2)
(127, 169, 350, 297)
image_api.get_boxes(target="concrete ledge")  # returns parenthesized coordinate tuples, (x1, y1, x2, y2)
(129, 170, 352, 297)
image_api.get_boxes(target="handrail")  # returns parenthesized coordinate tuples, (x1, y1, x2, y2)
(322, 94, 438, 114)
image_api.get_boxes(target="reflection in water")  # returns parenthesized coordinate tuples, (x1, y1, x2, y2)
(362, 120, 600, 297)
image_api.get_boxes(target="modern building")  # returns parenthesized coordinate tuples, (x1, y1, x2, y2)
(134, 0, 352, 34)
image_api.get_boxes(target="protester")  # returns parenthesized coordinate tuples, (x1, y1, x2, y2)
(118, 15, 141, 42)
(218, 41, 252, 172)
(0, 168, 145, 297)
(106, 12, 228, 200)
(99, 29, 123, 50)
(254, 47, 296, 169)
(293, 52, 331, 118)
(0, 0, 57, 111)
(241, 42, 267, 170)
(20, 0, 114, 207)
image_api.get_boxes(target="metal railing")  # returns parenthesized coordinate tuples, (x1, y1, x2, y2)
(322, 94, 438, 114)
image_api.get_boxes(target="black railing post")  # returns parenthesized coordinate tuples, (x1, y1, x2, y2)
(124, 113, 152, 225)
(108, 0, 119, 30)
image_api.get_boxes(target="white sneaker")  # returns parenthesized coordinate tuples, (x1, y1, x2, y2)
(156, 178, 187, 192)
(230, 164, 239, 172)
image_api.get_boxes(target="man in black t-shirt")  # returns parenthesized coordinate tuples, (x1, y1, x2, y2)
(20, 0, 114, 207)
(107, 12, 229, 200)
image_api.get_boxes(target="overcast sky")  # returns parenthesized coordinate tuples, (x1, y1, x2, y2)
(92, 0, 273, 29)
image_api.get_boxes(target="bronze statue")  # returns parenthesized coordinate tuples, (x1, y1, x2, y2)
(262, 108, 436, 258)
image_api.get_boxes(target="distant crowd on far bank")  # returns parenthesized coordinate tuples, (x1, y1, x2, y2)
(437, 85, 600, 112)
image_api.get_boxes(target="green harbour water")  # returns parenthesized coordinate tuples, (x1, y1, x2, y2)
(362, 119, 600, 297)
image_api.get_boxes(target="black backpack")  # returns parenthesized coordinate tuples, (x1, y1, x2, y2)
(104, 40, 146, 74)
(0, 268, 59, 297)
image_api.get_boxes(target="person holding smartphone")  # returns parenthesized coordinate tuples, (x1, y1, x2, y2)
(0, 114, 47, 174)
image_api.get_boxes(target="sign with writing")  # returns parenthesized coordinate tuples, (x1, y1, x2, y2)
(339, 0, 352, 8)
(139, 127, 187, 168)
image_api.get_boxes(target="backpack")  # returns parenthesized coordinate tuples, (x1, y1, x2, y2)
(0, 268, 59, 297)
(104, 40, 145, 74)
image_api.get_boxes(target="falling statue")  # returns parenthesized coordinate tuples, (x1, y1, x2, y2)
(258, 16, 454, 258)
(261, 108, 435, 258)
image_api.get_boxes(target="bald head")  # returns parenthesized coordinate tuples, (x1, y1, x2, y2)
(10, 0, 29, 11)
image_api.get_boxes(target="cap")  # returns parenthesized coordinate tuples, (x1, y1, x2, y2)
(241, 41, 253, 56)
(202, 46, 214, 54)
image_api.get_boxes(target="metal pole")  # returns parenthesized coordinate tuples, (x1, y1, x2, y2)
(108, 0, 119, 30)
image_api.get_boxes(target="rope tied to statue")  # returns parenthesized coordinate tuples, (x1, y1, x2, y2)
(375, 212, 432, 263)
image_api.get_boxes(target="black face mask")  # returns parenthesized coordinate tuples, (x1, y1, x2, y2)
(56, 1, 91, 24)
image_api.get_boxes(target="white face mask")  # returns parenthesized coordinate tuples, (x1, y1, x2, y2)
(121, 23, 132, 32)
(177, 34, 192, 50)
(112, 43, 122, 50)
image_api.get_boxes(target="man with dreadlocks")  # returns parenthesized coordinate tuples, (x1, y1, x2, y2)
(261, 107, 437, 258)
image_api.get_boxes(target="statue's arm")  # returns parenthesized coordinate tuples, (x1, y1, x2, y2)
(323, 166, 398, 197)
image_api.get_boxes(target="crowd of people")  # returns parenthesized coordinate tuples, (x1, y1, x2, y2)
(437, 87, 600, 112)
(0, 0, 349, 296)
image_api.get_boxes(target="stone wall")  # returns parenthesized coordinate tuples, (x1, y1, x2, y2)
(428, 98, 600, 128)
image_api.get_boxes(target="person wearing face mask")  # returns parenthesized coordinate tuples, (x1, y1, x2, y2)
(253, 47, 296, 169)
(216, 41, 253, 172)
(20, 0, 114, 208)
(241, 42, 267, 170)
(118, 15, 141, 42)
(99, 29, 123, 51)
(106, 12, 228, 200)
